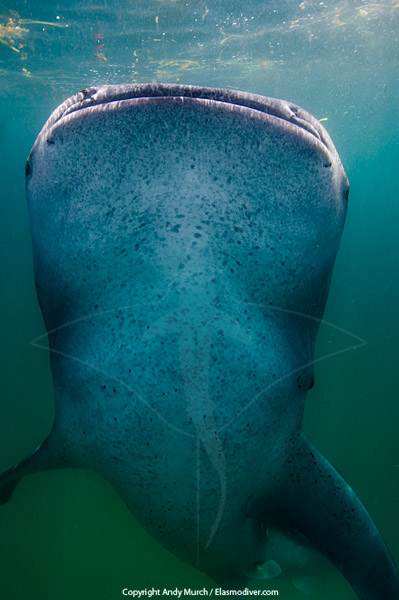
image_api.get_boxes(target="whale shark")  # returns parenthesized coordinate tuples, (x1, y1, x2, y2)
(0, 84, 398, 598)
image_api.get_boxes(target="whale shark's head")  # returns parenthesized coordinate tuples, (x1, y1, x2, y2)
(26, 83, 348, 370)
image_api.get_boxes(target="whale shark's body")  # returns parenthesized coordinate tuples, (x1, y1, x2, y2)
(0, 85, 398, 598)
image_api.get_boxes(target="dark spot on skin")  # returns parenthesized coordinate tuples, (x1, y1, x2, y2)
(25, 161, 31, 177)
(46, 139, 55, 145)
(80, 88, 92, 98)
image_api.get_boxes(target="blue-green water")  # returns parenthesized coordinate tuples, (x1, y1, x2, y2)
(0, 1, 398, 598)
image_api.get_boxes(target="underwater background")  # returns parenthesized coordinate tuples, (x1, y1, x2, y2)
(0, 0, 398, 598)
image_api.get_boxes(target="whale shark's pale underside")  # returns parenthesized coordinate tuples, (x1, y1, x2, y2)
(1, 84, 398, 599)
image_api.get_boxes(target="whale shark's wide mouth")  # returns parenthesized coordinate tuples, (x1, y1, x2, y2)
(40, 83, 336, 159)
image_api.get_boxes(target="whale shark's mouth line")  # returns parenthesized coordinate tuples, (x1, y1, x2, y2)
(40, 83, 335, 157)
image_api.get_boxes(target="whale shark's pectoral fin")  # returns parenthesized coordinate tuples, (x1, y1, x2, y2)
(0, 471, 21, 505)
(248, 433, 399, 600)
(0, 429, 66, 505)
